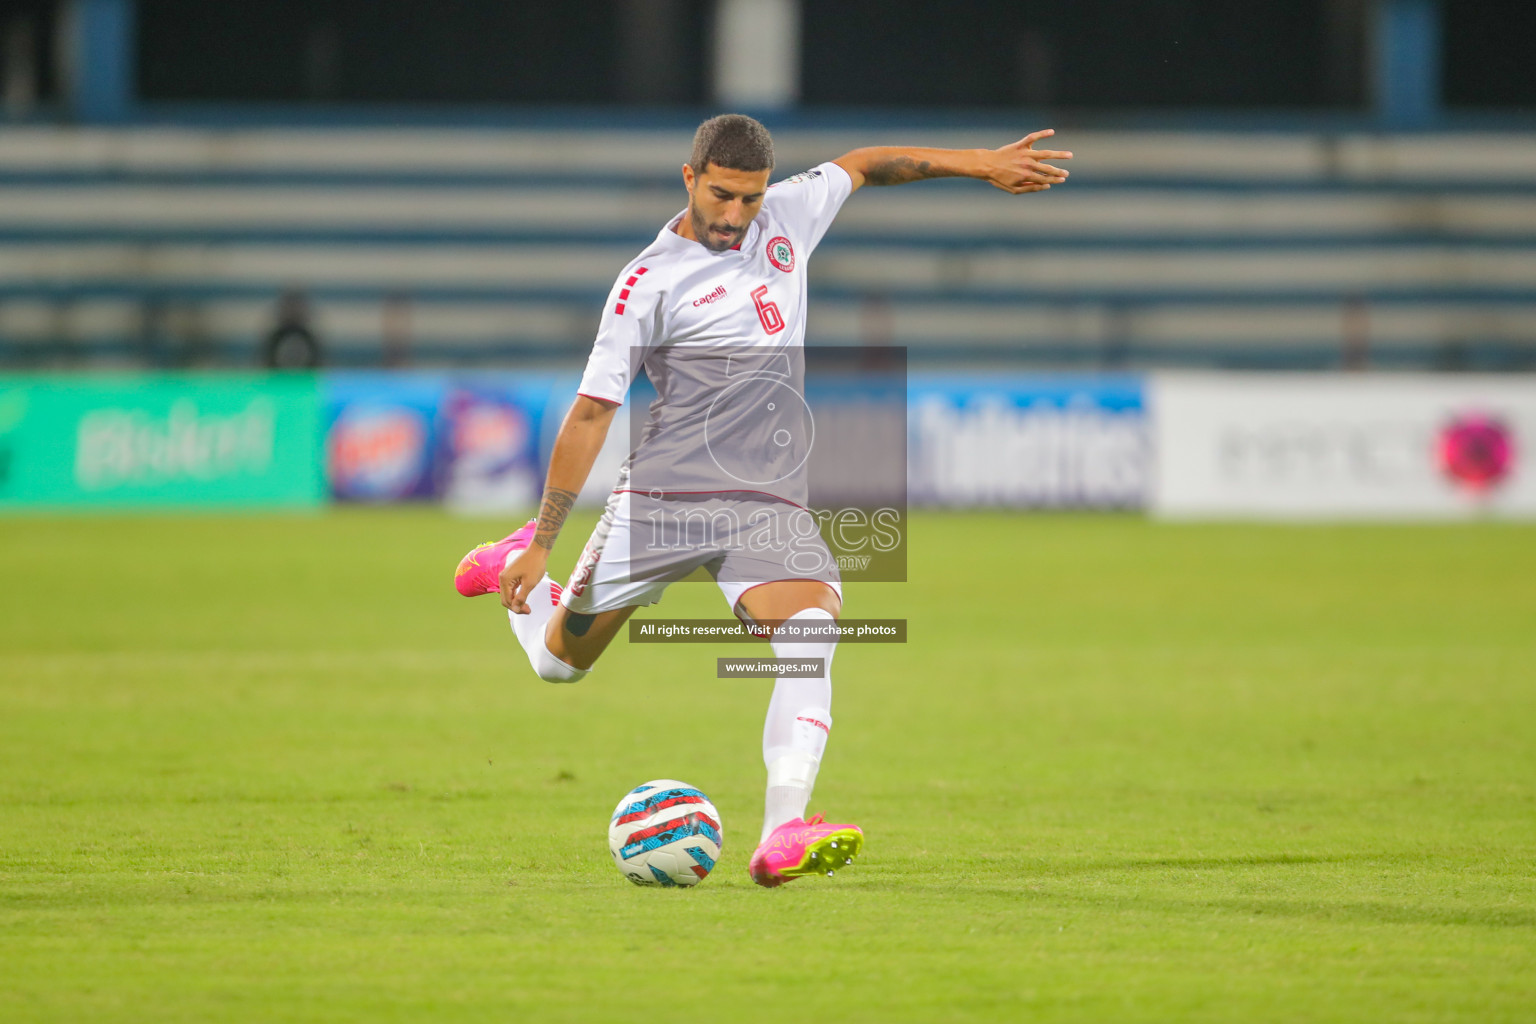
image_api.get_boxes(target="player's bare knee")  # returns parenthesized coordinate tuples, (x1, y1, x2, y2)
(541, 615, 597, 673)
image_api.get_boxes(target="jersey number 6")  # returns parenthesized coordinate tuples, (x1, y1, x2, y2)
(751, 285, 785, 336)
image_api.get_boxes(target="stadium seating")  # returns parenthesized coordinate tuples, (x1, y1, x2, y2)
(0, 127, 1533, 368)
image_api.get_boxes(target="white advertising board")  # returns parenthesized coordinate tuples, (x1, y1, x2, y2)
(1151, 373, 1536, 519)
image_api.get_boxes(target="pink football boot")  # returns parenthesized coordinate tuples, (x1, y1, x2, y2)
(453, 519, 538, 597)
(748, 814, 864, 888)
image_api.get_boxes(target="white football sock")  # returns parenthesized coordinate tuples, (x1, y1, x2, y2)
(505, 569, 587, 684)
(530, 630, 588, 684)
(760, 608, 837, 842)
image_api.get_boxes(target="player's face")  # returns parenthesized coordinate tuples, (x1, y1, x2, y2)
(683, 163, 771, 253)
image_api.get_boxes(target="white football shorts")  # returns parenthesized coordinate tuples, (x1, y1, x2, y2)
(562, 487, 842, 617)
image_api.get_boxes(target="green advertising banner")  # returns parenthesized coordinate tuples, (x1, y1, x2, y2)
(0, 375, 324, 509)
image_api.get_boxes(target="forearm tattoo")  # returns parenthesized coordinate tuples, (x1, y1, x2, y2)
(862, 155, 938, 186)
(533, 487, 577, 550)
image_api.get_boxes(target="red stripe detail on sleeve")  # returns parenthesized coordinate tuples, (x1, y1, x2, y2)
(615, 267, 647, 314)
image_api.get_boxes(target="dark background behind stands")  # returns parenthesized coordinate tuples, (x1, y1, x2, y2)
(74, 0, 1536, 111)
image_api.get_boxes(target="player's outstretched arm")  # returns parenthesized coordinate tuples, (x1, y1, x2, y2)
(500, 394, 618, 613)
(832, 130, 1072, 194)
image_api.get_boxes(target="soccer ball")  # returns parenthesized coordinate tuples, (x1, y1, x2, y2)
(608, 779, 723, 887)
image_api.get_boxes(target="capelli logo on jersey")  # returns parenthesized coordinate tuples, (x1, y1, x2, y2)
(766, 236, 795, 273)
(692, 285, 727, 307)
(796, 715, 830, 734)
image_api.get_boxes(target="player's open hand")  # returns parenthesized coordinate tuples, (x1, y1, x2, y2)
(988, 129, 1072, 194)
(500, 545, 549, 614)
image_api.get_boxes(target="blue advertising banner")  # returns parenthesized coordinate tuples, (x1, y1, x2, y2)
(323, 372, 559, 510)
(908, 374, 1149, 509)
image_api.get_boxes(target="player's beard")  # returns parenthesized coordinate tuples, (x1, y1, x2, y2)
(689, 202, 746, 253)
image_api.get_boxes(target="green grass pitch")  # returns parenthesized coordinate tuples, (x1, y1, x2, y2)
(1, 510, 1533, 1022)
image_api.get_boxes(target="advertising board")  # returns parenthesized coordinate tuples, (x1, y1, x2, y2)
(1151, 374, 1536, 519)
(0, 375, 323, 510)
(322, 371, 1152, 514)
(908, 374, 1149, 509)
(323, 372, 555, 509)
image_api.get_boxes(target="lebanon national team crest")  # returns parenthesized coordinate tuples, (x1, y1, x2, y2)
(766, 236, 795, 273)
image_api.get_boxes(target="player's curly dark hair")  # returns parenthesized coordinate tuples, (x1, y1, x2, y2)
(689, 114, 774, 174)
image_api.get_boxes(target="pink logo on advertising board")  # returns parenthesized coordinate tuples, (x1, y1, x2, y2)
(1436, 414, 1514, 492)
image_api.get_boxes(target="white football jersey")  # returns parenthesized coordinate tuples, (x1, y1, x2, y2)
(576, 161, 854, 504)
(577, 160, 852, 403)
